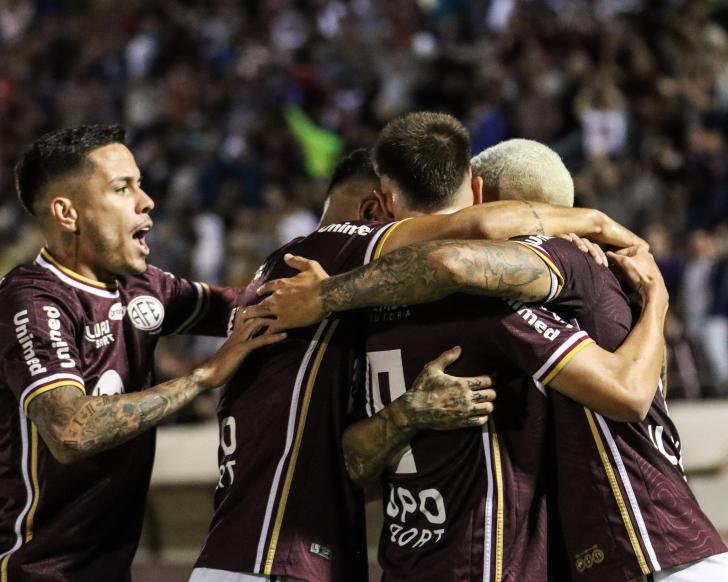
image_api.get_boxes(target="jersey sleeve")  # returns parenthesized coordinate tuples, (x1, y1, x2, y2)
(0, 285, 85, 414)
(510, 234, 602, 316)
(148, 267, 239, 336)
(495, 303, 595, 385)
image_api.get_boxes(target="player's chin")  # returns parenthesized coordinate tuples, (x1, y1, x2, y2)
(124, 255, 149, 275)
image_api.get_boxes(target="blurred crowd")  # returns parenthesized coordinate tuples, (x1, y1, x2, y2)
(1, 0, 728, 407)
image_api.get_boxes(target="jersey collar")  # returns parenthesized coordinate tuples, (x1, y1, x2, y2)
(35, 248, 120, 299)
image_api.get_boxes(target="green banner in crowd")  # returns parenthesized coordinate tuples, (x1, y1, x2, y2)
(284, 105, 344, 178)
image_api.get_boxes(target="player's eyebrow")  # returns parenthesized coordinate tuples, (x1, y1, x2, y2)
(109, 175, 143, 184)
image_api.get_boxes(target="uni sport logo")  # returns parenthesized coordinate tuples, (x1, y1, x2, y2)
(128, 296, 165, 331)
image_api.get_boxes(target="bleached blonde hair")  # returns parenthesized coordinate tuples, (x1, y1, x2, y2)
(471, 139, 574, 207)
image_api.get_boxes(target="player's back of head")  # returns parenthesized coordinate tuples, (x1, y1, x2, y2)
(15, 124, 126, 217)
(373, 111, 471, 212)
(471, 139, 574, 207)
(320, 148, 379, 225)
(326, 148, 377, 198)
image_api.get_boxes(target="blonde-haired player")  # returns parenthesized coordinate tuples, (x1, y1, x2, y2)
(471, 138, 574, 207)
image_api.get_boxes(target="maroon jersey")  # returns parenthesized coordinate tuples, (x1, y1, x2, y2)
(0, 248, 234, 582)
(192, 221, 406, 582)
(525, 235, 728, 581)
(361, 243, 595, 582)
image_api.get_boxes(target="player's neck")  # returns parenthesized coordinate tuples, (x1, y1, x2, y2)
(44, 236, 117, 285)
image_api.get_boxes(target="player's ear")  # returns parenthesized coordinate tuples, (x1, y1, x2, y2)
(471, 174, 484, 205)
(50, 197, 79, 233)
(372, 189, 395, 220)
(358, 193, 383, 221)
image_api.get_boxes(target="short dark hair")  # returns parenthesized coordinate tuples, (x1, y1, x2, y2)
(373, 112, 471, 212)
(326, 148, 377, 195)
(15, 124, 126, 216)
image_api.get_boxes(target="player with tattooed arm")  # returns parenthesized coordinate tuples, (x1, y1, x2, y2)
(0, 125, 286, 582)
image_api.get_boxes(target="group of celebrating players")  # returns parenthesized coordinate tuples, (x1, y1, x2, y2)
(0, 111, 726, 582)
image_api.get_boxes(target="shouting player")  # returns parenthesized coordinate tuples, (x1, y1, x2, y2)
(0, 125, 285, 582)
(190, 145, 645, 582)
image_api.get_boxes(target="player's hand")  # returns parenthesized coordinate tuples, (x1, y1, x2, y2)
(592, 212, 649, 251)
(399, 346, 496, 431)
(242, 254, 330, 332)
(607, 246, 668, 305)
(560, 233, 608, 267)
(194, 314, 286, 389)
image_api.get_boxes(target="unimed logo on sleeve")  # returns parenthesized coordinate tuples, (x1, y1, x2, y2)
(128, 296, 165, 331)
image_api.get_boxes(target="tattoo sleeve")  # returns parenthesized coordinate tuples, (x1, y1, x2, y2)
(322, 239, 551, 313)
(28, 372, 205, 463)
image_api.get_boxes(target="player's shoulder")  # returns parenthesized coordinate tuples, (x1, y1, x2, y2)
(0, 263, 75, 301)
(118, 264, 181, 293)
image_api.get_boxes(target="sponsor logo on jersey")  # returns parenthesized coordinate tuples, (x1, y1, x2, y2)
(84, 320, 115, 348)
(575, 545, 605, 573)
(108, 303, 126, 320)
(317, 221, 372, 236)
(520, 234, 553, 246)
(128, 295, 165, 331)
(13, 310, 47, 377)
(42, 306, 76, 368)
(515, 306, 565, 340)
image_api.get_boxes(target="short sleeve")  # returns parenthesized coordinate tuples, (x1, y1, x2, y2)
(146, 267, 238, 337)
(511, 235, 602, 318)
(496, 303, 595, 385)
(0, 286, 85, 413)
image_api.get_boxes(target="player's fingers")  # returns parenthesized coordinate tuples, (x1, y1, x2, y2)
(464, 375, 495, 391)
(256, 279, 281, 296)
(426, 346, 462, 373)
(247, 331, 287, 350)
(242, 303, 273, 320)
(469, 402, 494, 416)
(283, 253, 316, 273)
(567, 232, 590, 253)
(471, 388, 497, 402)
(236, 316, 274, 338)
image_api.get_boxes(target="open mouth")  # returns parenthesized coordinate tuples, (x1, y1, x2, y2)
(132, 224, 152, 255)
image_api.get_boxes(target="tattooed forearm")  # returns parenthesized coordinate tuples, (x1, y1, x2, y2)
(523, 201, 545, 235)
(29, 372, 205, 463)
(321, 239, 551, 313)
(342, 401, 416, 485)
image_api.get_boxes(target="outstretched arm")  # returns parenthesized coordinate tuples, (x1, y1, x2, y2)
(342, 347, 495, 486)
(246, 239, 554, 330)
(29, 316, 286, 463)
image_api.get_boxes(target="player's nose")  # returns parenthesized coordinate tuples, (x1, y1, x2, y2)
(137, 187, 155, 214)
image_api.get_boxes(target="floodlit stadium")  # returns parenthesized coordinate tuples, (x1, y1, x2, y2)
(1, 1, 728, 581)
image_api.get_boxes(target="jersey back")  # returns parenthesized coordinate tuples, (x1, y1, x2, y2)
(362, 249, 595, 582)
(193, 221, 403, 582)
(529, 236, 728, 581)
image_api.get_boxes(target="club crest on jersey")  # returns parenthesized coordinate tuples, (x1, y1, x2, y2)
(128, 295, 165, 332)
